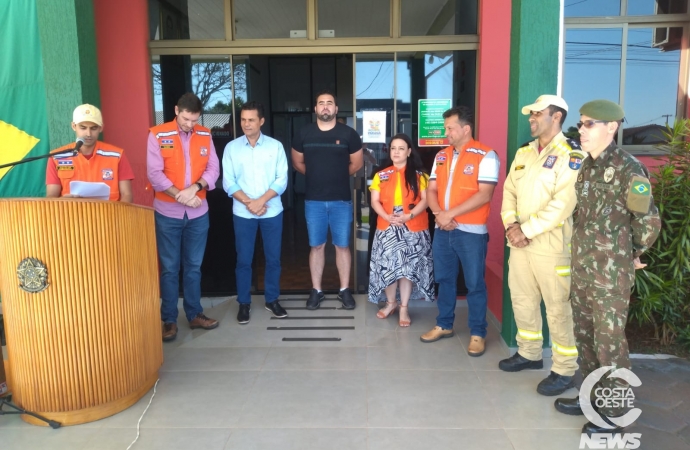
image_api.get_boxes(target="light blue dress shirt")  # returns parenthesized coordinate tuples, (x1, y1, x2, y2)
(222, 133, 288, 219)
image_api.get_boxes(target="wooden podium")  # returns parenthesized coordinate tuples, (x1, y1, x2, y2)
(0, 198, 162, 426)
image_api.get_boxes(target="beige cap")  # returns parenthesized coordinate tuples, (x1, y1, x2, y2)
(521, 95, 569, 115)
(73, 104, 103, 126)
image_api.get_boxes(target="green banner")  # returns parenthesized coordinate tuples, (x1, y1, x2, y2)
(0, 1, 50, 197)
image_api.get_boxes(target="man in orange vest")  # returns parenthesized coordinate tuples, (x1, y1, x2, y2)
(46, 104, 134, 201)
(147, 93, 220, 342)
(421, 106, 500, 357)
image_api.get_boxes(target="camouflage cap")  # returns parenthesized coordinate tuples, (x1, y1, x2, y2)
(579, 100, 625, 121)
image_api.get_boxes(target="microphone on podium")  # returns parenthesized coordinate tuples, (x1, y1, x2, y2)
(74, 138, 84, 153)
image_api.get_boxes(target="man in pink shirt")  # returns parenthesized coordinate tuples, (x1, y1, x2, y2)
(147, 93, 220, 342)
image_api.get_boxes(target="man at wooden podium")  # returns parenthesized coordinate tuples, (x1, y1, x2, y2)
(45, 104, 134, 202)
(147, 93, 221, 342)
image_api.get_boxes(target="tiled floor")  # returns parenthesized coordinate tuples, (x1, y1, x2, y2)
(1, 296, 682, 450)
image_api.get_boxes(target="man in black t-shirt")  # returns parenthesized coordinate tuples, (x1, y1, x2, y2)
(292, 90, 363, 310)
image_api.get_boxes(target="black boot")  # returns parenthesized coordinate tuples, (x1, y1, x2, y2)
(498, 352, 543, 372)
(554, 396, 585, 415)
(537, 371, 575, 396)
(582, 412, 625, 436)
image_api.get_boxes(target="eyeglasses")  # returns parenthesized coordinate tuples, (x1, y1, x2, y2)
(576, 120, 608, 129)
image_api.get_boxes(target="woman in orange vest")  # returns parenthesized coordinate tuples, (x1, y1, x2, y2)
(368, 133, 433, 327)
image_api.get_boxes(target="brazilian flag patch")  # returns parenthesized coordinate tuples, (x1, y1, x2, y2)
(627, 175, 652, 213)
(632, 180, 651, 195)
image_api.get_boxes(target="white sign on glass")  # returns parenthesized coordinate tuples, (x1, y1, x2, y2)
(362, 110, 387, 144)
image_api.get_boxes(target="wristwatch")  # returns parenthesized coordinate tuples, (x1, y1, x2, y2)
(195, 182, 203, 192)
(409, 212, 415, 219)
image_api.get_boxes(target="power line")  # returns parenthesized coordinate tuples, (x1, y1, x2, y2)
(356, 62, 385, 97)
(565, 0, 593, 7)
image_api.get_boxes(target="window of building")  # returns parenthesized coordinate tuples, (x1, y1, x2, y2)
(565, 0, 621, 17)
(563, 29, 623, 135)
(151, 55, 233, 128)
(317, 0, 390, 38)
(565, 0, 687, 17)
(149, 0, 226, 40)
(628, 0, 688, 15)
(563, 2, 689, 152)
(233, 0, 307, 39)
(401, 0, 478, 36)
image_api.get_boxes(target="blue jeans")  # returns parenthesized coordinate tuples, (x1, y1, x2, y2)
(433, 229, 489, 337)
(234, 213, 283, 304)
(155, 211, 209, 324)
(304, 200, 353, 247)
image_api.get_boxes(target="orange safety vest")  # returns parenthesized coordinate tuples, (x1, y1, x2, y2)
(149, 120, 212, 202)
(433, 140, 493, 225)
(50, 141, 123, 201)
(376, 165, 429, 233)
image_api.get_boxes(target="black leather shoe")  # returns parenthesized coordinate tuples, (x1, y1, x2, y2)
(237, 304, 251, 324)
(265, 301, 288, 318)
(338, 288, 356, 310)
(582, 413, 625, 436)
(306, 289, 324, 310)
(498, 352, 543, 372)
(555, 396, 585, 415)
(537, 371, 575, 396)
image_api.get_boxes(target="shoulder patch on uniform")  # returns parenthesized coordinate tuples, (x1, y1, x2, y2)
(627, 175, 652, 213)
(566, 138, 581, 150)
(568, 151, 585, 170)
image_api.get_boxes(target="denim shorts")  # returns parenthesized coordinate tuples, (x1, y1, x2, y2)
(305, 200, 353, 247)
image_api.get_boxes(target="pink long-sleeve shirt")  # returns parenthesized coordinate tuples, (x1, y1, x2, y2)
(146, 124, 220, 219)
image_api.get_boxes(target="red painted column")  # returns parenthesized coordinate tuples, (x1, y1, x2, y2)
(476, 0, 512, 321)
(93, 0, 153, 206)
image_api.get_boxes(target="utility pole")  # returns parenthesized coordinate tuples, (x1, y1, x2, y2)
(662, 114, 672, 126)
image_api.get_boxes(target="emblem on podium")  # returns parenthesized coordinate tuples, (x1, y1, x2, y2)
(17, 257, 49, 293)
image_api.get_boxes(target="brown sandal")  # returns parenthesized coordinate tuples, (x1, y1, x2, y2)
(376, 301, 399, 319)
(399, 305, 411, 327)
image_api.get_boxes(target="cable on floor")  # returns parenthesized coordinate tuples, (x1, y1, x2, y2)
(125, 378, 160, 450)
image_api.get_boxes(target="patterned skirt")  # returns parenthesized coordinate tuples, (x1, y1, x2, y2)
(368, 226, 435, 303)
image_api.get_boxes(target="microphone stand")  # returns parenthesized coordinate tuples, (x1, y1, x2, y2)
(0, 148, 80, 428)
(0, 148, 78, 170)
(0, 316, 59, 427)
(0, 394, 60, 428)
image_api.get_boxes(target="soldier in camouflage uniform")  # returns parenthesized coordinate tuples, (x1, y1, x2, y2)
(554, 100, 661, 437)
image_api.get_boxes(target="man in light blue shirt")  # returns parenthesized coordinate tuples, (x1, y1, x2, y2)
(223, 101, 289, 324)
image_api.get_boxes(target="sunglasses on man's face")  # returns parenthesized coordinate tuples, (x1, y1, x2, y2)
(576, 120, 608, 129)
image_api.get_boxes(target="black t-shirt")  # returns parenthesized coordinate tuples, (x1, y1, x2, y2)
(293, 122, 362, 201)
